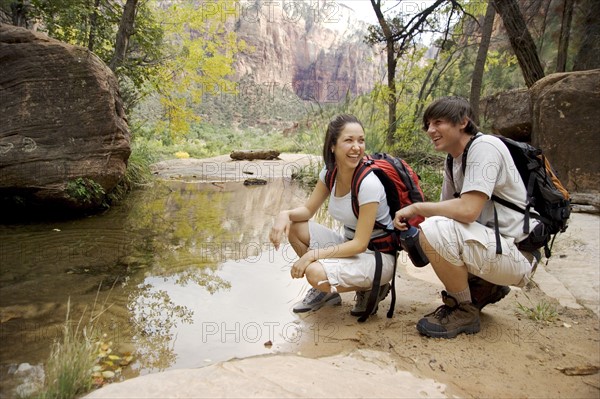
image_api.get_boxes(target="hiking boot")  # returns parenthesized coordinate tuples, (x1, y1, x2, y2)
(416, 291, 480, 338)
(468, 275, 511, 311)
(350, 283, 391, 316)
(292, 288, 341, 313)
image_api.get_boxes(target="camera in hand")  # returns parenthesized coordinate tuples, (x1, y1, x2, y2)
(397, 222, 430, 268)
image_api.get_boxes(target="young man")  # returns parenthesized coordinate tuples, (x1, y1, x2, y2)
(394, 96, 538, 338)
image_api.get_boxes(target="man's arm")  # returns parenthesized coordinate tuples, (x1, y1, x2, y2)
(394, 191, 488, 227)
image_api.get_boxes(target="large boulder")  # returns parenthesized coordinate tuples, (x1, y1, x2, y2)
(480, 88, 532, 141)
(530, 70, 600, 196)
(0, 24, 130, 215)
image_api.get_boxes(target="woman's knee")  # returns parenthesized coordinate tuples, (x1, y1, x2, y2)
(288, 221, 309, 245)
(305, 262, 328, 289)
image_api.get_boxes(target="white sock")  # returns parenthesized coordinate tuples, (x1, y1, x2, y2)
(448, 287, 472, 304)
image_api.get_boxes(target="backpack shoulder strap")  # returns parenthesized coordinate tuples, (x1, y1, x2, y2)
(446, 132, 481, 197)
(350, 157, 370, 219)
(324, 166, 337, 192)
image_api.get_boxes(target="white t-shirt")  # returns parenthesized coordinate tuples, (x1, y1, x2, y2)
(442, 134, 539, 242)
(319, 168, 393, 240)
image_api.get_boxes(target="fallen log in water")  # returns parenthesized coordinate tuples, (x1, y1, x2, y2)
(230, 150, 280, 161)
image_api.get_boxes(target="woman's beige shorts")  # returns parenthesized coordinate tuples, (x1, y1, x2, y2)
(308, 221, 395, 290)
(419, 216, 535, 287)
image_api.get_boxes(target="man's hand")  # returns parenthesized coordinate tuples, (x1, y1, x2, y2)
(394, 204, 418, 230)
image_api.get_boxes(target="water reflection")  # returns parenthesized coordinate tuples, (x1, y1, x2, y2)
(0, 177, 313, 394)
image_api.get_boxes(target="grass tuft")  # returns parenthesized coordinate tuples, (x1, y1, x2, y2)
(34, 298, 96, 399)
(516, 293, 559, 322)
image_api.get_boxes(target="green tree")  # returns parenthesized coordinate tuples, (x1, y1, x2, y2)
(366, 0, 474, 145)
(572, 0, 600, 70)
(27, 0, 164, 110)
(150, 0, 246, 139)
(109, 0, 139, 71)
(493, 0, 545, 87)
(470, 1, 496, 124)
(556, 0, 574, 72)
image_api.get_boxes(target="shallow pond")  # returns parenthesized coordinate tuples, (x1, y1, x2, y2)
(0, 177, 329, 396)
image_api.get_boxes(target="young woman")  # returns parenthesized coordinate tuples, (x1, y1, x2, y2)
(269, 114, 395, 315)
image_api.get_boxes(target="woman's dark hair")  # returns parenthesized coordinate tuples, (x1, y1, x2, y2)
(422, 96, 479, 134)
(322, 114, 363, 171)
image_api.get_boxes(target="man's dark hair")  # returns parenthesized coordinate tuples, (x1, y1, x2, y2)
(322, 114, 364, 171)
(422, 96, 479, 134)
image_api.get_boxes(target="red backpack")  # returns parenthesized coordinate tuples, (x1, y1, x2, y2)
(324, 153, 426, 322)
(324, 153, 425, 253)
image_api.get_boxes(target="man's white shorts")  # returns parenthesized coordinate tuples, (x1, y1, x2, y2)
(308, 221, 395, 290)
(419, 216, 535, 287)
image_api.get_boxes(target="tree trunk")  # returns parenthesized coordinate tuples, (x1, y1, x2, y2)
(573, 0, 600, 71)
(88, 0, 101, 52)
(470, 1, 496, 125)
(556, 0, 574, 72)
(493, 0, 545, 87)
(109, 0, 139, 72)
(386, 42, 398, 146)
(370, 0, 397, 147)
(10, 0, 28, 27)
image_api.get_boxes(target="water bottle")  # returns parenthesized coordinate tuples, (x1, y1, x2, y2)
(398, 223, 430, 268)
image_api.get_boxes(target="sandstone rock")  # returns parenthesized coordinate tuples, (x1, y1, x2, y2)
(530, 70, 600, 195)
(0, 24, 130, 214)
(480, 88, 532, 141)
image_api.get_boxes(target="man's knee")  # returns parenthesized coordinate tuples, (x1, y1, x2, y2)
(419, 229, 444, 264)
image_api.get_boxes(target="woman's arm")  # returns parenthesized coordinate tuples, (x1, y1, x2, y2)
(291, 202, 378, 278)
(270, 179, 330, 249)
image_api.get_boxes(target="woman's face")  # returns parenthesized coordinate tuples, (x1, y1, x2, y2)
(331, 122, 365, 170)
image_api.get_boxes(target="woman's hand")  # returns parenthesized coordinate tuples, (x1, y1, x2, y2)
(270, 212, 290, 250)
(290, 251, 314, 279)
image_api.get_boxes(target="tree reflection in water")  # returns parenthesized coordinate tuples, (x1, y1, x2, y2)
(122, 181, 236, 371)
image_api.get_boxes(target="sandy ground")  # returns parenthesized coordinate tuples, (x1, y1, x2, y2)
(87, 154, 600, 398)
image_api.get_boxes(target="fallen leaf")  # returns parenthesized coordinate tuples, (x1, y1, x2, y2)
(101, 370, 115, 379)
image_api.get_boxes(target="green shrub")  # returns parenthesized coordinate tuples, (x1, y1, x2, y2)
(66, 178, 105, 205)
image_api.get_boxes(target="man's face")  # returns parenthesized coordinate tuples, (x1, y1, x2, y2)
(425, 117, 467, 156)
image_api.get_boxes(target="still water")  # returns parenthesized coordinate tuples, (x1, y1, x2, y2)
(0, 178, 326, 395)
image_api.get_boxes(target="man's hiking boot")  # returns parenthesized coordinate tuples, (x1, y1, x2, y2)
(350, 283, 391, 316)
(416, 291, 480, 338)
(293, 287, 341, 313)
(468, 275, 511, 311)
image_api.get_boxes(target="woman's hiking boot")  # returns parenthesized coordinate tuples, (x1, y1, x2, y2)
(292, 287, 341, 313)
(416, 291, 480, 338)
(468, 275, 511, 311)
(350, 283, 391, 316)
